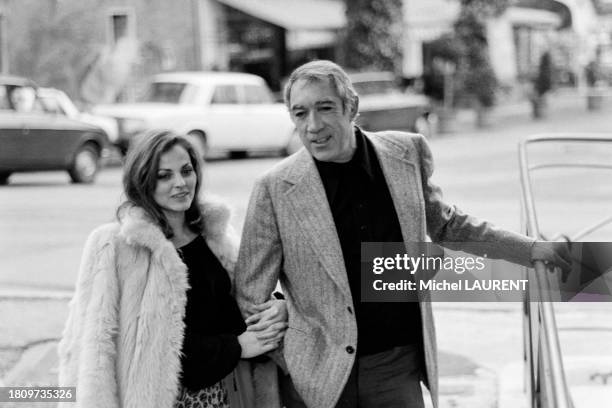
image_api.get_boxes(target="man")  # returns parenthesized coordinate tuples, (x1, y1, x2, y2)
(235, 60, 569, 408)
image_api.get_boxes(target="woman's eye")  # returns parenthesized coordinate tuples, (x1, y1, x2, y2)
(182, 168, 194, 176)
(157, 173, 171, 180)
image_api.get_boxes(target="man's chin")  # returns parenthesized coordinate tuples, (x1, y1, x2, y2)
(311, 150, 334, 162)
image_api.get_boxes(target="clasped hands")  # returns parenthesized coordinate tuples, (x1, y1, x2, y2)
(238, 298, 288, 358)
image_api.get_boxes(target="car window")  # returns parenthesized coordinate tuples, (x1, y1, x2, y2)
(242, 84, 273, 104)
(9, 86, 39, 113)
(37, 95, 67, 115)
(141, 82, 188, 103)
(211, 85, 239, 104)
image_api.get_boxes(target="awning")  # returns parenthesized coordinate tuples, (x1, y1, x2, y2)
(506, 7, 563, 28)
(215, 0, 345, 31)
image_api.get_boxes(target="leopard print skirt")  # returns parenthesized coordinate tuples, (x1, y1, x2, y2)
(174, 381, 229, 408)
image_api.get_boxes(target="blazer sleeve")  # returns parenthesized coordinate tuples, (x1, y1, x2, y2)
(57, 226, 121, 408)
(234, 176, 288, 372)
(415, 134, 535, 267)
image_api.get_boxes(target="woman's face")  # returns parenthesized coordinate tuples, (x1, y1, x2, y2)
(153, 144, 197, 216)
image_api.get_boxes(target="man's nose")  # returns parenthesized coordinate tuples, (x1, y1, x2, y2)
(306, 111, 323, 133)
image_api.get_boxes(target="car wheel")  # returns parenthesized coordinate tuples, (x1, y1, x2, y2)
(186, 131, 208, 161)
(0, 172, 11, 185)
(69, 144, 100, 184)
(414, 113, 438, 138)
(281, 130, 302, 156)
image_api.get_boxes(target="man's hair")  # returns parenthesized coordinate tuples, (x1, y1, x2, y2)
(283, 60, 359, 121)
(118, 130, 204, 238)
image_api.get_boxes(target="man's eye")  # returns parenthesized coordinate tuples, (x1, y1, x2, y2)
(294, 111, 305, 118)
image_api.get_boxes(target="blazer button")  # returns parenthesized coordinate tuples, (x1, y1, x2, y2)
(346, 346, 355, 354)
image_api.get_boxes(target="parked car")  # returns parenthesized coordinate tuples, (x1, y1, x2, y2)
(349, 72, 436, 137)
(0, 76, 109, 185)
(93, 71, 296, 158)
(36, 87, 119, 146)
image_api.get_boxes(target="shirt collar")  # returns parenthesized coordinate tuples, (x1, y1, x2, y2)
(351, 127, 376, 181)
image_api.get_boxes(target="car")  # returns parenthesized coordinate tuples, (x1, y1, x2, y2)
(36, 87, 119, 146)
(92, 71, 296, 158)
(349, 72, 436, 137)
(0, 76, 109, 185)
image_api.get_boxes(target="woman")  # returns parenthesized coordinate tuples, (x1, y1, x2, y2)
(58, 131, 286, 408)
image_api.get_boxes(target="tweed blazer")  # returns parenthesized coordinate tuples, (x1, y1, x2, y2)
(57, 199, 280, 408)
(235, 130, 535, 408)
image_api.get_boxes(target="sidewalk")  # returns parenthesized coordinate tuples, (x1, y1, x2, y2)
(450, 87, 601, 134)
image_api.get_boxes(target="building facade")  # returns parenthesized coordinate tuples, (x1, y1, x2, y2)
(0, 0, 608, 104)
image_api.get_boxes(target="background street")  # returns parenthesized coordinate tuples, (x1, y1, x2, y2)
(1, 95, 612, 407)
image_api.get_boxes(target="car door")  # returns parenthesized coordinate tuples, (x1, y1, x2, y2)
(239, 84, 291, 150)
(18, 111, 84, 170)
(0, 85, 63, 170)
(203, 84, 246, 151)
(14, 87, 80, 170)
(0, 111, 26, 170)
(0, 84, 27, 169)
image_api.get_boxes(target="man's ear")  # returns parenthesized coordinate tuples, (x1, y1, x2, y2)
(350, 95, 360, 120)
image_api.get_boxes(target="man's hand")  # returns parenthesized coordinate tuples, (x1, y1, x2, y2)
(245, 299, 288, 331)
(237, 329, 285, 358)
(531, 240, 572, 281)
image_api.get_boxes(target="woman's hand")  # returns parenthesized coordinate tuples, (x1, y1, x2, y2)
(245, 299, 288, 332)
(237, 325, 286, 358)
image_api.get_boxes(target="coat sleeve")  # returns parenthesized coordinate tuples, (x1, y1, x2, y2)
(234, 176, 288, 372)
(415, 134, 535, 266)
(57, 226, 121, 408)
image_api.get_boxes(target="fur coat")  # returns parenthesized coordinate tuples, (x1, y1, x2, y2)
(57, 199, 280, 408)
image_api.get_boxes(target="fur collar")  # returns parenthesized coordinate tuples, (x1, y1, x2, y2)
(118, 197, 231, 253)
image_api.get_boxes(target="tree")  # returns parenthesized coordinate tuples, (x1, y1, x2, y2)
(453, 0, 509, 109)
(342, 0, 403, 73)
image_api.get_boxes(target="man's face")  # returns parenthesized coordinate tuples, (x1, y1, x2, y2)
(289, 78, 356, 163)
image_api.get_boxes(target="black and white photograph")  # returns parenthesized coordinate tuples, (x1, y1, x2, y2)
(1, 1, 611, 407)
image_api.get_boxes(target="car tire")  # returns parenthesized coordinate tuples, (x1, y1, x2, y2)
(0, 172, 11, 185)
(186, 131, 208, 161)
(281, 130, 302, 156)
(69, 144, 100, 184)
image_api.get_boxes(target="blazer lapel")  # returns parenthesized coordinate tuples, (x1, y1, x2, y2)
(283, 151, 352, 300)
(368, 132, 430, 302)
(368, 132, 426, 242)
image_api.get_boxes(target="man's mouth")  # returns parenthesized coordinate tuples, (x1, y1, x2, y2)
(311, 135, 331, 145)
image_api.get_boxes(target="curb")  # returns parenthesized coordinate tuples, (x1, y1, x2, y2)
(2, 340, 59, 387)
(0, 289, 73, 301)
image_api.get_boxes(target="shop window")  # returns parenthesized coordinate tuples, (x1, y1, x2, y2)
(107, 8, 135, 45)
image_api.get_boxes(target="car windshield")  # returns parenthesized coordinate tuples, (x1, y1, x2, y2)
(352, 80, 401, 96)
(140, 82, 195, 103)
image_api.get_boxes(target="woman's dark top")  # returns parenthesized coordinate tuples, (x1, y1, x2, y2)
(178, 234, 246, 391)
